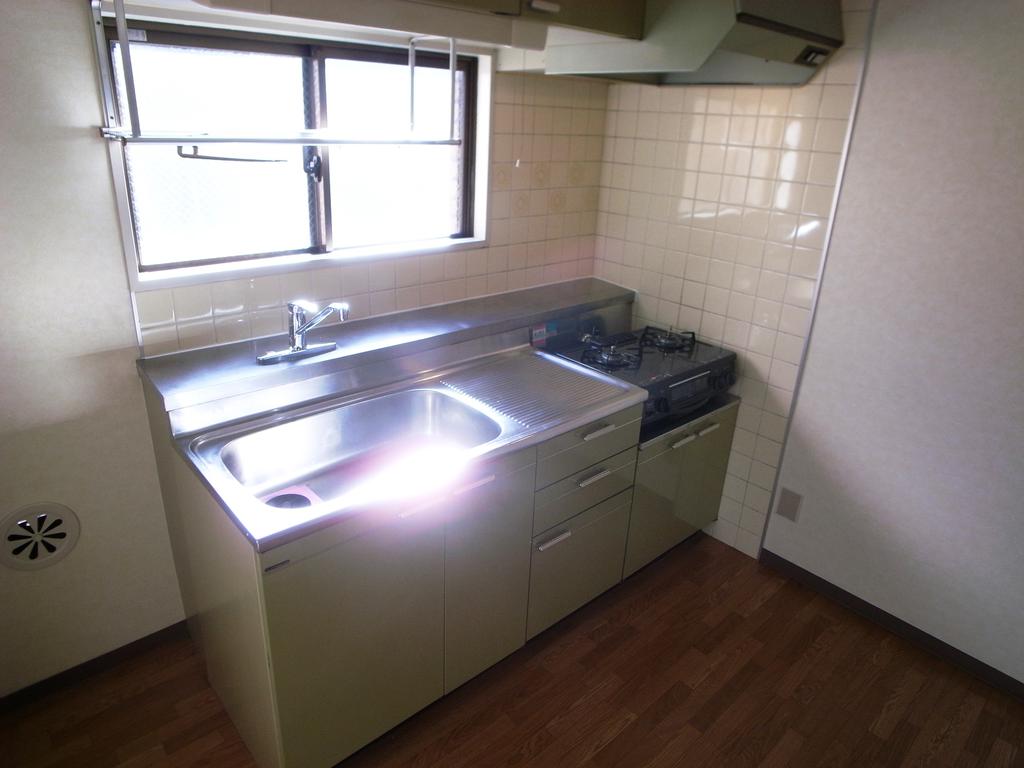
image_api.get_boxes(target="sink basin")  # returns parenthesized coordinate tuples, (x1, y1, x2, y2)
(218, 388, 502, 504)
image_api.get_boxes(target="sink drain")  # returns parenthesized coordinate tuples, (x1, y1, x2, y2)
(2, 503, 80, 571)
(265, 493, 313, 509)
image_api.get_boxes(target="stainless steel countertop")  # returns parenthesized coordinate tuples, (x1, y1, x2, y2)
(182, 346, 647, 553)
(140, 278, 634, 413)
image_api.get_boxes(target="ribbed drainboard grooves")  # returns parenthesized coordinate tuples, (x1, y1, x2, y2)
(440, 352, 622, 428)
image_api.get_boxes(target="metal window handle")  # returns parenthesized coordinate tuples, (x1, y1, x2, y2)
(176, 145, 285, 164)
(453, 475, 496, 496)
(671, 434, 697, 450)
(582, 424, 616, 441)
(537, 530, 572, 552)
(577, 469, 611, 488)
(698, 423, 720, 438)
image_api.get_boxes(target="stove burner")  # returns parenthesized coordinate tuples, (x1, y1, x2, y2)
(581, 345, 640, 371)
(640, 326, 696, 353)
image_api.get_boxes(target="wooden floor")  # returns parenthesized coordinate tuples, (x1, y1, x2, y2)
(4, 536, 1022, 768)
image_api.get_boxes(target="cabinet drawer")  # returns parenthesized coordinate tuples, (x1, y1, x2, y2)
(536, 404, 642, 489)
(533, 446, 636, 536)
(526, 489, 632, 639)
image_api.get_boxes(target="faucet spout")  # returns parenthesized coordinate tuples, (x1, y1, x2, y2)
(296, 302, 350, 336)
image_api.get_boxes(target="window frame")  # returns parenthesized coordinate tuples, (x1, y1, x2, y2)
(95, 14, 487, 287)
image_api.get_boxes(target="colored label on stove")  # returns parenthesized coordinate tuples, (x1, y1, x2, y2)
(530, 322, 557, 346)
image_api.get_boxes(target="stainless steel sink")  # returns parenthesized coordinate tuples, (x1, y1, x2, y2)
(217, 388, 502, 503)
(183, 347, 646, 551)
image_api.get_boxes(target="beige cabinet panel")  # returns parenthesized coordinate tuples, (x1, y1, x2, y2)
(533, 446, 637, 535)
(624, 402, 738, 578)
(262, 514, 444, 768)
(526, 489, 631, 639)
(521, 0, 644, 38)
(409, 0, 520, 14)
(536, 404, 642, 488)
(444, 458, 535, 692)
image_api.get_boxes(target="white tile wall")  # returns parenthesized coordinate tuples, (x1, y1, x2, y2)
(594, 6, 870, 558)
(135, 74, 609, 355)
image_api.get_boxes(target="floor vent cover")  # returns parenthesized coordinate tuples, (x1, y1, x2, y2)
(1, 503, 80, 571)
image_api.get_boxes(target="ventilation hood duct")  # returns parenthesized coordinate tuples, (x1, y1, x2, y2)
(543, 0, 844, 85)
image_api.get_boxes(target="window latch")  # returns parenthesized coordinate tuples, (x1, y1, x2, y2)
(304, 152, 323, 182)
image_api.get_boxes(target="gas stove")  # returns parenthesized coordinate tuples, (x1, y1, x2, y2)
(551, 326, 737, 432)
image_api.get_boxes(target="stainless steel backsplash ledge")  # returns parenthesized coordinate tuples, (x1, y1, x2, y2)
(138, 278, 635, 415)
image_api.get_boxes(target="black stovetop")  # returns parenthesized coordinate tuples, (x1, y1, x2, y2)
(552, 327, 734, 390)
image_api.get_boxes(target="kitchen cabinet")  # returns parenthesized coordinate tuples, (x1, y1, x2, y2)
(193, 0, 642, 41)
(527, 489, 632, 638)
(535, 403, 642, 488)
(262, 512, 444, 768)
(526, 405, 642, 639)
(624, 399, 739, 578)
(533, 445, 636, 535)
(409, 0, 521, 14)
(521, 0, 645, 39)
(443, 450, 535, 692)
(159, 403, 641, 767)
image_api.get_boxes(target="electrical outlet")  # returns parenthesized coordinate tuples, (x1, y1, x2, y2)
(775, 487, 803, 522)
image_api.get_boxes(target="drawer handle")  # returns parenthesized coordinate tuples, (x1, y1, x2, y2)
(582, 423, 616, 441)
(577, 468, 612, 488)
(671, 434, 697, 450)
(537, 530, 572, 551)
(452, 474, 496, 496)
(698, 423, 720, 438)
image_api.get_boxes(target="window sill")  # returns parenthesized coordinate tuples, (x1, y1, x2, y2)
(131, 235, 488, 292)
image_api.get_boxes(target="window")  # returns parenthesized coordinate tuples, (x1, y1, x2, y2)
(100, 24, 478, 275)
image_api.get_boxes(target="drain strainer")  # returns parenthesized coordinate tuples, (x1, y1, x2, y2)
(1, 503, 80, 571)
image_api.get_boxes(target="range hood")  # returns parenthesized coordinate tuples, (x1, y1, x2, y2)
(543, 0, 844, 85)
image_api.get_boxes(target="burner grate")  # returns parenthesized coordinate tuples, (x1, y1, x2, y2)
(639, 326, 697, 353)
(580, 346, 641, 371)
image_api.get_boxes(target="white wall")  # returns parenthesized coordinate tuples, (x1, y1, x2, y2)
(0, 0, 184, 695)
(764, 0, 1024, 683)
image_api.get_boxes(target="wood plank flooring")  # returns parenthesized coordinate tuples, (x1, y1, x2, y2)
(4, 535, 1022, 767)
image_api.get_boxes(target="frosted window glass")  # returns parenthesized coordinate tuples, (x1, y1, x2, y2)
(112, 42, 307, 133)
(111, 43, 313, 266)
(125, 144, 313, 267)
(325, 58, 465, 247)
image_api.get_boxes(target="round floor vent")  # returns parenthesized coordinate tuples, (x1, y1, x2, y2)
(1, 503, 80, 571)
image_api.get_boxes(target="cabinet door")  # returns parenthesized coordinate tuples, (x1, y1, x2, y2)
(444, 458, 535, 692)
(410, 0, 520, 13)
(624, 404, 738, 578)
(526, 489, 631, 639)
(522, 0, 645, 39)
(262, 515, 444, 768)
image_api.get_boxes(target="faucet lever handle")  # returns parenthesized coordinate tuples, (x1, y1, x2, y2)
(328, 301, 351, 322)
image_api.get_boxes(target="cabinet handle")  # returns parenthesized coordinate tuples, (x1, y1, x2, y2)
(698, 423, 720, 438)
(582, 423, 616, 441)
(536, 530, 572, 551)
(577, 468, 611, 488)
(452, 474, 496, 496)
(671, 434, 697, 450)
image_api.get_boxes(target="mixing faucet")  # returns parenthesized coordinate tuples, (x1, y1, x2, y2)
(257, 300, 350, 365)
